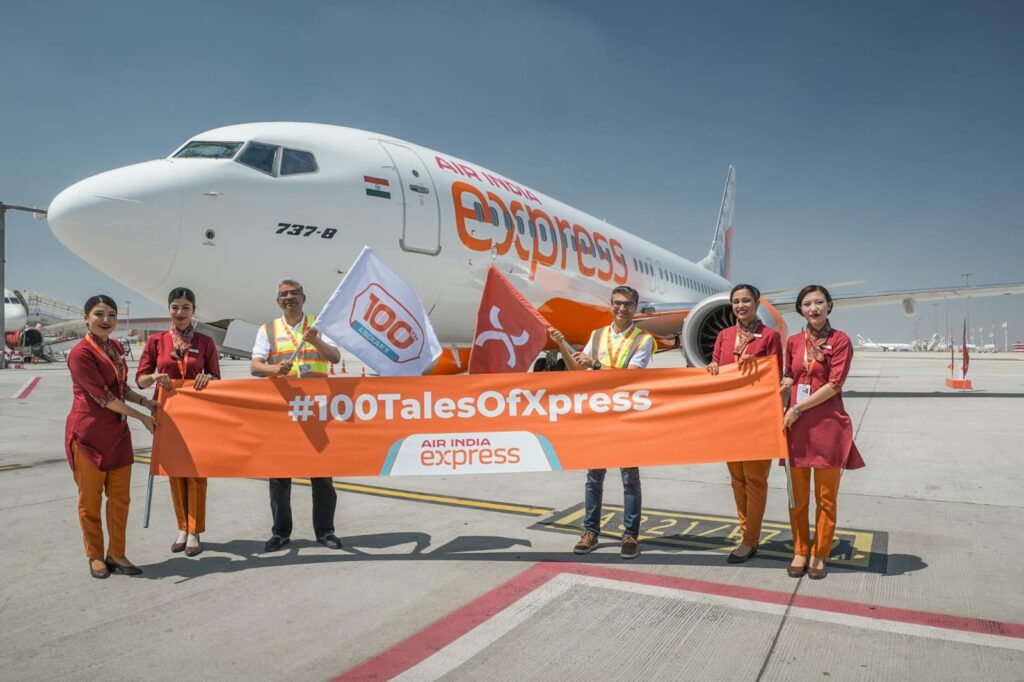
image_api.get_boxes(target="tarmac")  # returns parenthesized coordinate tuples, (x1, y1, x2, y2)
(1, 351, 1023, 681)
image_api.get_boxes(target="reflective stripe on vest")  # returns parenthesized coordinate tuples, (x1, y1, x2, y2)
(588, 325, 653, 369)
(264, 315, 330, 377)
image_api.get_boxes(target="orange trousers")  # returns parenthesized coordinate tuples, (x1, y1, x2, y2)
(71, 442, 131, 560)
(727, 459, 772, 546)
(789, 466, 842, 560)
(169, 476, 207, 534)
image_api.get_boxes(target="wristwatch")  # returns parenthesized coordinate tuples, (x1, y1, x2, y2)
(592, 361, 602, 370)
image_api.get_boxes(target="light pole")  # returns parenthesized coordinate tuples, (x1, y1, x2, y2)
(1, 202, 48, 369)
(125, 300, 131, 345)
(1004, 322, 1009, 353)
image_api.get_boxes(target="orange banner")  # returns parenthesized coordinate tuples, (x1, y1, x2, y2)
(151, 357, 787, 478)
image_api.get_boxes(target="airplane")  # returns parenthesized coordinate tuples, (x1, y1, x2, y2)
(856, 335, 912, 352)
(4, 288, 28, 333)
(44, 122, 1024, 372)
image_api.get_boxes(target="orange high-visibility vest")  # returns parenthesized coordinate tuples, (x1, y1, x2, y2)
(588, 325, 654, 368)
(263, 315, 330, 378)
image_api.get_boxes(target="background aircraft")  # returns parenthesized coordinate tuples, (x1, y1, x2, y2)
(3, 289, 28, 333)
(856, 335, 912, 352)
(45, 123, 1024, 371)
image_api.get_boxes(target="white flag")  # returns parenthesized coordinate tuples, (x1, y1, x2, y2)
(316, 246, 442, 376)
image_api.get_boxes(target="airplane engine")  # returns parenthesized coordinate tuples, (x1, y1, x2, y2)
(680, 293, 783, 368)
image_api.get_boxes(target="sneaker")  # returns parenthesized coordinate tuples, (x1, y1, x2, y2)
(264, 535, 291, 552)
(620, 535, 640, 559)
(317, 533, 344, 550)
(573, 531, 599, 554)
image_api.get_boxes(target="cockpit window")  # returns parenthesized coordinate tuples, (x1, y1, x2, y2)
(280, 148, 318, 175)
(236, 142, 279, 175)
(173, 141, 243, 159)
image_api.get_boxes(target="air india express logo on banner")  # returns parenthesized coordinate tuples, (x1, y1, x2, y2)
(350, 283, 425, 363)
(381, 431, 562, 476)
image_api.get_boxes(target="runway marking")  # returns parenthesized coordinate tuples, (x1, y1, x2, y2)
(4, 376, 41, 400)
(0, 464, 30, 472)
(337, 561, 1024, 680)
(536, 503, 882, 569)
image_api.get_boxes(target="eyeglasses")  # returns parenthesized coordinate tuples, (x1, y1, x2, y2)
(278, 290, 304, 299)
(611, 300, 636, 309)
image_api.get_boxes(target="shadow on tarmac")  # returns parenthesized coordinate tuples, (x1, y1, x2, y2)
(135, 534, 927, 582)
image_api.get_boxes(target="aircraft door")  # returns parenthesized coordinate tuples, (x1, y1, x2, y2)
(379, 142, 441, 255)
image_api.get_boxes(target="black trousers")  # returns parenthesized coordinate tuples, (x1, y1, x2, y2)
(269, 477, 337, 538)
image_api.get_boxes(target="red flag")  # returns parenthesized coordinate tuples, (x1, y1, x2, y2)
(468, 266, 550, 374)
(961, 320, 970, 379)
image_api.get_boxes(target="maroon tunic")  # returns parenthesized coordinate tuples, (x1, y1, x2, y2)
(65, 338, 134, 472)
(136, 330, 220, 390)
(783, 329, 865, 470)
(712, 322, 784, 376)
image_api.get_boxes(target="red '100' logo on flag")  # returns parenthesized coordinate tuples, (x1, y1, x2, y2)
(349, 283, 425, 363)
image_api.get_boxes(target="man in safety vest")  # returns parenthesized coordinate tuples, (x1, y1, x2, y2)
(550, 285, 655, 559)
(251, 278, 343, 552)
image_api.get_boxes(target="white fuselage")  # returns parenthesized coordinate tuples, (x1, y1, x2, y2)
(47, 123, 730, 343)
(3, 289, 27, 333)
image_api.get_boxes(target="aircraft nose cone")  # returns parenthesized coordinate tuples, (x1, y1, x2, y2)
(48, 160, 182, 292)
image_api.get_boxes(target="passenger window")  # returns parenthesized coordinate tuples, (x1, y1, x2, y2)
(236, 142, 279, 175)
(504, 212, 513, 230)
(474, 202, 485, 222)
(490, 207, 499, 226)
(280, 148, 318, 175)
(174, 141, 243, 159)
(516, 216, 525, 235)
(539, 224, 547, 241)
(560, 231, 568, 249)
(529, 221, 536, 238)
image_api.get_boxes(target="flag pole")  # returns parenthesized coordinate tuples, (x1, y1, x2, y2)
(782, 390, 795, 510)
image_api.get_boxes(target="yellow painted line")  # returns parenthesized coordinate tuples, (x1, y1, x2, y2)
(0, 464, 30, 472)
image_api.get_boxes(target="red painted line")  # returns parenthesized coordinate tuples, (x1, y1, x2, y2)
(336, 561, 1024, 680)
(335, 562, 560, 680)
(14, 376, 41, 400)
(363, 175, 390, 186)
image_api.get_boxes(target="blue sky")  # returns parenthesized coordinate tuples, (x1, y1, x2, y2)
(2, 1, 1021, 345)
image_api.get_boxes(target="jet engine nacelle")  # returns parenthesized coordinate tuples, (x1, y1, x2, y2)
(681, 293, 784, 368)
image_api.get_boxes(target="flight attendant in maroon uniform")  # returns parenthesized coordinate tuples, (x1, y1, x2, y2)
(707, 284, 783, 564)
(781, 285, 865, 580)
(137, 287, 220, 557)
(66, 295, 157, 579)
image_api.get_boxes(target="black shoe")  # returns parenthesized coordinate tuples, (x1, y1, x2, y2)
(264, 535, 291, 552)
(727, 546, 758, 564)
(105, 557, 143, 576)
(317, 533, 343, 550)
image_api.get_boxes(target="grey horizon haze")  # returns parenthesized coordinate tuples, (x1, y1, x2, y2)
(2, 1, 1021, 346)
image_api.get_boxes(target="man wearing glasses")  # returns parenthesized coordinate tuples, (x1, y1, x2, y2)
(251, 279, 344, 552)
(550, 285, 655, 559)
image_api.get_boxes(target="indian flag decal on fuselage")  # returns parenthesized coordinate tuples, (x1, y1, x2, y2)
(364, 175, 391, 199)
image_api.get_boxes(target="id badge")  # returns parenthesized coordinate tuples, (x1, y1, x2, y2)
(796, 384, 812, 401)
(298, 363, 312, 377)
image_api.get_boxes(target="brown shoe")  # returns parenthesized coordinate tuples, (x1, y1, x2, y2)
(727, 545, 758, 564)
(620, 535, 640, 560)
(787, 557, 808, 578)
(573, 531, 599, 554)
(89, 560, 110, 579)
(808, 563, 827, 580)
(184, 543, 203, 557)
(171, 541, 187, 553)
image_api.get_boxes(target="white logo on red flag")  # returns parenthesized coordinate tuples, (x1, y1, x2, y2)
(469, 266, 550, 374)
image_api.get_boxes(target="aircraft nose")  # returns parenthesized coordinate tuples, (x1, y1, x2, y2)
(48, 160, 182, 292)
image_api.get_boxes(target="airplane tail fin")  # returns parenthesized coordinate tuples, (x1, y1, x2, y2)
(856, 334, 867, 345)
(698, 166, 735, 280)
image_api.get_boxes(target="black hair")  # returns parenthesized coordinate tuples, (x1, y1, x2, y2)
(730, 283, 761, 303)
(84, 295, 117, 314)
(611, 285, 639, 305)
(795, 284, 833, 314)
(168, 287, 196, 306)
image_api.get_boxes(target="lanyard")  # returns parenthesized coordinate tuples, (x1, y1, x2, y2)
(604, 325, 637, 368)
(282, 315, 309, 352)
(84, 334, 127, 389)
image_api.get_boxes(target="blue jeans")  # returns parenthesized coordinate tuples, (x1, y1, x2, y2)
(583, 468, 642, 537)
